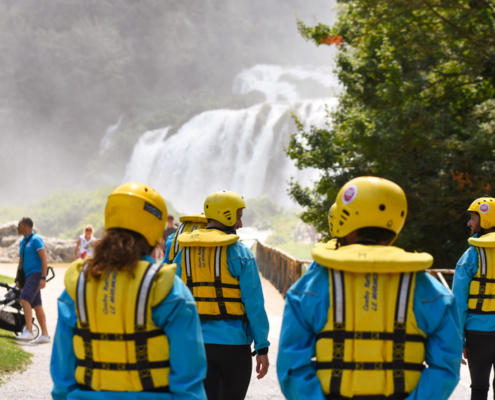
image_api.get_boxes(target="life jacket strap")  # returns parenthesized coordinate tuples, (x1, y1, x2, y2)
(315, 361, 425, 372)
(326, 393, 408, 400)
(476, 247, 488, 312)
(315, 331, 426, 343)
(188, 282, 240, 289)
(194, 296, 243, 303)
(171, 222, 187, 262)
(79, 384, 170, 393)
(76, 359, 171, 370)
(185, 247, 193, 290)
(74, 328, 164, 341)
(76, 263, 93, 387)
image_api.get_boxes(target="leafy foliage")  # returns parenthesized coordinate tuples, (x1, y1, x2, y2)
(0, 186, 179, 239)
(290, 0, 495, 268)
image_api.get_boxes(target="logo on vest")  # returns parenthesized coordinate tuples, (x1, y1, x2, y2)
(480, 203, 490, 214)
(342, 185, 358, 205)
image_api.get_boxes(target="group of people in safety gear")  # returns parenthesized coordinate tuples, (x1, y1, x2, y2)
(48, 176, 495, 400)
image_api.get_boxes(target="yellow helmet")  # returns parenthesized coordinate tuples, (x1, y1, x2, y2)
(330, 176, 407, 238)
(105, 182, 167, 247)
(468, 196, 495, 229)
(328, 203, 336, 233)
(204, 191, 246, 227)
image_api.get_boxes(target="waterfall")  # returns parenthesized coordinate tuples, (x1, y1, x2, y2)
(100, 115, 124, 154)
(124, 65, 340, 213)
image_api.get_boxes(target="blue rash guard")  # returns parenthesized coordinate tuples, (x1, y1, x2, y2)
(163, 233, 175, 265)
(452, 238, 495, 341)
(50, 255, 207, 400)
(174, 241, 270, 353)
(277, 264, 462, 400)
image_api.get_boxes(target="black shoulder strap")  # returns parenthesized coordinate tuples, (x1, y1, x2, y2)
(21, 233, 34, 262)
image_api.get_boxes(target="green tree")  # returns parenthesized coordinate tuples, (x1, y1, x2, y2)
(289, 0, 495, 268)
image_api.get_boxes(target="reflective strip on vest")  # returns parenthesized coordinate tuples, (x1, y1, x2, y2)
(169, 223, 187, 263)
(468, 247, 495, 314)
(74, 262, 170, 392)
(316, 270, 426, 398)
(182, 245, 246, 321)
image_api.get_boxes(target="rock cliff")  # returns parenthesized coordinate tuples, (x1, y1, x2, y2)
(0, 221, 76, 263)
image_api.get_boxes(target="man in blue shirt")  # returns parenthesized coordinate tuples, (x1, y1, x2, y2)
(16, 217, 50, 343)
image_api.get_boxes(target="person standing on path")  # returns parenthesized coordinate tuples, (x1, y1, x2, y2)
(16, 217, 50, 343)
(453, 196, 495, 400)
(174, 191, 270, 400)
(74, 224, 95, 260)
(160, 215, 178, 251)
(51, 182, 207, 399)
(277, 177, 462, 400)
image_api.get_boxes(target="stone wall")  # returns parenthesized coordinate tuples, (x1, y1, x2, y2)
(0, 221, 76, 263)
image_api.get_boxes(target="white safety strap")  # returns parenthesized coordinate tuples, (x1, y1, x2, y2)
(332, 270, 344, 324)
(76, 263, 89, 324)
(480, 248, 487, 276)
(396, 272, 411, 324)
(214, 246, 222, 278)
(185, 247, 192, 278)
(173, 223, 186, 256)
(135, 263, 162, 327)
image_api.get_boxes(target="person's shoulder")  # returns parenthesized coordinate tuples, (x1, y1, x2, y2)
(290, 263, 329, 295)
(414, 270, 454, 304)
(32, 233, 45, 245)
(457, 245, 478, 266)
(227, 240, 255, 259)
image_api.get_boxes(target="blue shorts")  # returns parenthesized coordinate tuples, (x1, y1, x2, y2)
(20, 272, 42, 307)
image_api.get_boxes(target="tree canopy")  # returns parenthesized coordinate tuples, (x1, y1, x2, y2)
(289, 0, 495, 268)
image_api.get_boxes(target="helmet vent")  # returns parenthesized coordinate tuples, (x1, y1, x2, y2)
(343, 209, 350, 216)
(401, 211, 405, 217)
(379, 204, 386, 211)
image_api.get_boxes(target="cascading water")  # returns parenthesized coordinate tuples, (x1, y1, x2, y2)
(124, 64, 340, 213)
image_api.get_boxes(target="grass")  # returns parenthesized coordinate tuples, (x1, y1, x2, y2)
(273, 242, 314, 261)
(0, 329, 32, 384)
(0, 274, 14, 284)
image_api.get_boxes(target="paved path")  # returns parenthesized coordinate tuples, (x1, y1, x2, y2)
(0, 263, 490, 399)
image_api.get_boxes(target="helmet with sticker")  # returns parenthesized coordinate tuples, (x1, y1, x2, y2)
(330, 177, 407, 239)
(105, 182, 167, 247)
(468, 196, 495, 229)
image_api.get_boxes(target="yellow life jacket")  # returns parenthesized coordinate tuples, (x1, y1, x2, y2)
(312, 244, 433, 399)
(64, 259, 176, 392)
(168, 214, 208, 263)
(468, 233, 495, 314)
(177, 229, 246, 321)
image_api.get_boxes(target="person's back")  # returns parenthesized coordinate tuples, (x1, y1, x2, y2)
(277, 177, 462, 400)
(51, 183, 207, 400)
(174, 191, 270, 400)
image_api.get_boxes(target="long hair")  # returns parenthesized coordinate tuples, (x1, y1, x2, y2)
(85, 228, 152, 279)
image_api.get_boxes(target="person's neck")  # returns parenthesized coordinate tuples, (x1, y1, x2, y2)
(85, 234, 92, 240)
(24, 229, 33, 238)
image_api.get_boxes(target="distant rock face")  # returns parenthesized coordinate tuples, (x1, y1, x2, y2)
(0, 221, 75, 263)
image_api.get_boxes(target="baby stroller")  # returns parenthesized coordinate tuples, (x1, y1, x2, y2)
(0, 266, 55, 339)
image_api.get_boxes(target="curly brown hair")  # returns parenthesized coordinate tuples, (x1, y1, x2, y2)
(85, 228, 152, 279)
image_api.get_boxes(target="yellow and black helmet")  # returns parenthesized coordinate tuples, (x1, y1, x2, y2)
(330, 176, 407, 238)
(204, 191, 246, 227)
(468, 196, 495, 229)
(105, 182, 167, 247)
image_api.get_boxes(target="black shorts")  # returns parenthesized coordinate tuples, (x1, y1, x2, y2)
(20, 272, 42, 307)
